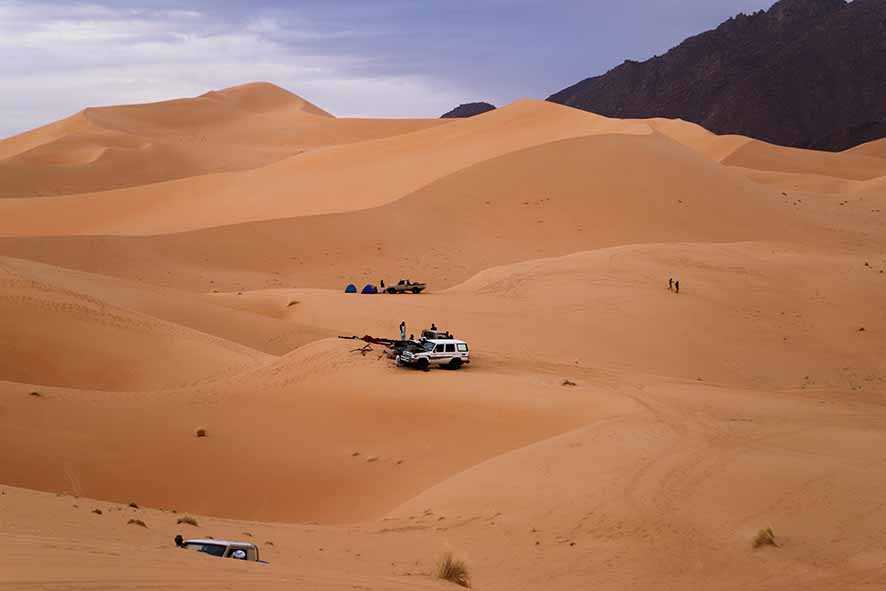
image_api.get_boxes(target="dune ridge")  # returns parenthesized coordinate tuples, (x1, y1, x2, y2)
(0, 82, 447, 198)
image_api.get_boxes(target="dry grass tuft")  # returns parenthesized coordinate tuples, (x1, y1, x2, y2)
(177, 515, 199, 526)
(753, 527, 778, 549)
(127, 519, 147, 528)
(92, 509, 103, 515)
(288, 300, 299, 307)
(195, 428, 207, 438)
(29, 391, 42, 398)
(128, 501, 139, 509)
(436, 552, 470, 588)
(561, 379, 577, 387)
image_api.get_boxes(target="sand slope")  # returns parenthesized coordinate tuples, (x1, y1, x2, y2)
(0, 131, 819, 292)
(1, 85, 886, 591)
(0, 82, 446, 198)
(847, 137, 886, 158)
(0, 339, 604, 523)
(0, 257, 270, 390)
(0, 100, 652, 235)
(722, 138, 886, 181)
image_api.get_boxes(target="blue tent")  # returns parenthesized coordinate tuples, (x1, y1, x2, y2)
(361, 284, 378, 294)
(345, 283, 358, 294)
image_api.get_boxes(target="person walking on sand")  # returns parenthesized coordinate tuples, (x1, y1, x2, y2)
(400, 321, 406, 341)
(668, 277, 674, 291)
(675, 280, 680, 294)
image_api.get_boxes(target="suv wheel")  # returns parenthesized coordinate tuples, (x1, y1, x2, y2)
(411, 288, 421, 294)
(448, 358, 462, 370)
(416, 358, 430, 371)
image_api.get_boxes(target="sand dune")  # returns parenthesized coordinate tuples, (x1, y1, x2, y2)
(2, 84, 886, 591)
(0, 131, 818, 292)
(2, 240, 883, 522)
(847, 137, 886, 158)
(722, 138, 886, 181)
(0, 257, 270, 390)
(0, 339, 600, 522)
(646, 117, 752, 162)
(0, 82, 446, 198)
(0, 100, 652, 236)
(0, 256, 330, 355)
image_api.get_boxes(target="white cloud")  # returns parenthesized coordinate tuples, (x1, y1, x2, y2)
(0, 1, 468, 137)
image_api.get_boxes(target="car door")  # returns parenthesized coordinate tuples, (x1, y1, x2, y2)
(432, 343, 448, 365)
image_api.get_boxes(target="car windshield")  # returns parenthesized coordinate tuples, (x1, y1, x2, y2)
(184, 543, 227, 557)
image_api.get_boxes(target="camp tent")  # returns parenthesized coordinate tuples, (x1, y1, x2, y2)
(345, 283, 358, 294)
(361, 284, 378, 294)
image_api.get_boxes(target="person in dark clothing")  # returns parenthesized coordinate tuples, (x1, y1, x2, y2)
(431, 322, 437, 331)
(380, 280, 385, 289)
(668, 277, 673, 291)
(675, 280, 680, 294)
(175, 534, 185, 548)
(400, 321, 406, 340)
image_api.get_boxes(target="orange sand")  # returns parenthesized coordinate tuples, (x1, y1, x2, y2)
(1, 82, 885, 590)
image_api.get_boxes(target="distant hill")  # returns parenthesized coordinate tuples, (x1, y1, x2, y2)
(548, 0, 886, 151)
(441, 102, 496, 118)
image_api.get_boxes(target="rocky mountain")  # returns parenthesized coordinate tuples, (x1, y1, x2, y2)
(548, 0, 886, 151)
(441, 102, 496, 118)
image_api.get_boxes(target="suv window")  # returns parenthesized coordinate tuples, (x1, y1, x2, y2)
(184, 543, 226, 557)
(445, 344, 455, 353)
(456, 343, 468, 352)
(434, 344, 444, 353)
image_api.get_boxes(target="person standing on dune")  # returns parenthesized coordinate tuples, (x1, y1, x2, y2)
(400, 321, 406, 341)
(669, 277, 674, 291)
(675, 280, 680, 294)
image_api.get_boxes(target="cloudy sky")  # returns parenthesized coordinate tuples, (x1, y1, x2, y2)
(1, 0, 778, 137)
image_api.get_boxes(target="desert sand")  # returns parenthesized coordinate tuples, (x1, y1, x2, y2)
(1, 82, 885, 590)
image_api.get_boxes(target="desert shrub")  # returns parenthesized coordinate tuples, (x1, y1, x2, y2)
(177, 515, 199, 526)
(92, 509, 103, 515)
(753, 527, 777, 548)
(561, 379, 577, 387)
(128, 519, 147, 528)
(436, 552, 470, 588)
(195, 428, 207, 438)
(128, 502, 139, 509)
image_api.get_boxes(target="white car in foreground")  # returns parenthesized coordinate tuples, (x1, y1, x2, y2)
(397, 337, 470, 370)
(180, 538, 265, 562)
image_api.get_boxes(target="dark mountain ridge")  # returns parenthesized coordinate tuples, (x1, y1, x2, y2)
(441, 102, 496, 118)
(548, 0, 886, 151)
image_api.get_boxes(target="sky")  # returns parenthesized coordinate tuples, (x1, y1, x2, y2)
(0, 0, 779, 138)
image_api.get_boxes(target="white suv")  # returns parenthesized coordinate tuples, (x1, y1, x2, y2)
(179, 538, 264, 561)
(397, 338, 470, 370)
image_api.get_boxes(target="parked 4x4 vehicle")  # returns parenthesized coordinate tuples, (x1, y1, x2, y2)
(397, 337, 470, 370)
(179, 538, 265, 562)
(386, 279, 426, 294)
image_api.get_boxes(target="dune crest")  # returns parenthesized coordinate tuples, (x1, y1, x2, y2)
(0, 82, 446, 198)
